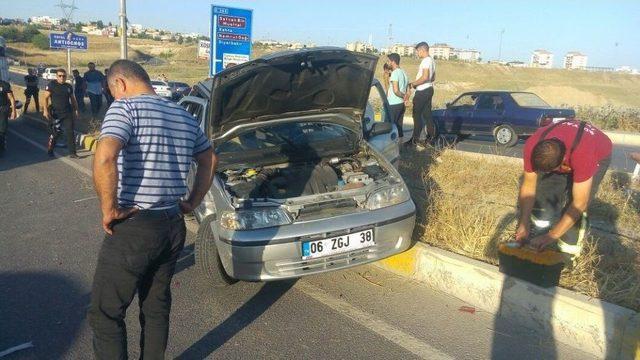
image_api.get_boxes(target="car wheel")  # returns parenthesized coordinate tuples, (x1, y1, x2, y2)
(195, 216, 237, 287)
(494, 125, 518, 147)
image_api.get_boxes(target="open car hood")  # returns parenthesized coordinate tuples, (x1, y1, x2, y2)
(209, 47, 378, 137)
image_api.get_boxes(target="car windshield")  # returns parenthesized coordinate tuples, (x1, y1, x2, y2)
(216, 121, 358, 167)
(151, 81, 165, 86)
(511, 93, 551, 108)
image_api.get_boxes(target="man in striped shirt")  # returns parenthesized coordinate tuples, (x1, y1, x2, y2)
(89, 60, 216, 359)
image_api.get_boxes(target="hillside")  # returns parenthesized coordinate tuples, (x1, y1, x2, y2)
(7, 33, 640, 111)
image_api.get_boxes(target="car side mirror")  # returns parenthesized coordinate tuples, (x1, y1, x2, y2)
(14, 100, 23, 110)
(369, 122, 393, 137)
(446, 102, 451, 109)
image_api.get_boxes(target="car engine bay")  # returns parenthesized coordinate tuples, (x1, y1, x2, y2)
(220, 153, 388, 200)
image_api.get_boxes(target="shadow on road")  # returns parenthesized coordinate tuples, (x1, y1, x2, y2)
(175, 279, 297, 359)
(0, 271, 85, 359)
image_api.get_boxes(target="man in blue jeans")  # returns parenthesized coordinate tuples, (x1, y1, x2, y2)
(84, 62, 104, 121)
(386, 53, 409, 141)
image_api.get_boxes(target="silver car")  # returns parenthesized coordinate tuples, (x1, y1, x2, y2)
(179, 48, 415, 286)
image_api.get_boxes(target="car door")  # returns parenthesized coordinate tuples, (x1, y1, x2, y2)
(179, 96, 209, 219)
(472, 94, 505, 135)
(444, 93, 477, 134)
(364, 81, 400, 167)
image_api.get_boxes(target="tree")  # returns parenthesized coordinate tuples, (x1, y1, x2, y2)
(96, 20, 104, 29)
(31, 34, 49, 50)
(177, 36, 183, 45)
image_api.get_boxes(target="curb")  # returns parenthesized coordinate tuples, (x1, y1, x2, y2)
(22, 113, 97, 153)
(374, 242, 639, 359)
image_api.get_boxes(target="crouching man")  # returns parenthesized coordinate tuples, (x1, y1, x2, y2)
(515, 120, 612, 257)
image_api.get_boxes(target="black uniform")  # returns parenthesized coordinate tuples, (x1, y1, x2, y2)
(0, 80, 14, 152)
(24, 74, 40, 113)
(73, 75, 86, 112)
(46, 80, 76, 155)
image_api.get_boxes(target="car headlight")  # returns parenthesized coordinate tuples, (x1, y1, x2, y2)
(366, 183, 410, 210)
(220, 208, 292, 230)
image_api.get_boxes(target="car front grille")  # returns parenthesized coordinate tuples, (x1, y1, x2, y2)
(272, 246, 382, 275)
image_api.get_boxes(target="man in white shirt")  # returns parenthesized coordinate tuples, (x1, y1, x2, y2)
(406, 42, 436, 146)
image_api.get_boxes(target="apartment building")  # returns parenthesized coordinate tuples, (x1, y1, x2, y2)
(530, 49, 554, 68)
(563, 51, 588, 70)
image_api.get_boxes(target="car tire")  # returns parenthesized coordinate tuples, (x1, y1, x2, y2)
(494, 125, 518, 147)
(195, 216, 237, 287)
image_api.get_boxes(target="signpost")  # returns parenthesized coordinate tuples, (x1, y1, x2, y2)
(210, 5, 253, 76)
(49, 31, 88, 75)
(198, 40, 211, 60)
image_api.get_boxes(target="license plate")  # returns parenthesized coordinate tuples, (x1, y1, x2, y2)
(302, 229, 375, 260)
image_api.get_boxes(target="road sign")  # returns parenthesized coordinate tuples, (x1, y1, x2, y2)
(49, 31, 88, 51)
(198, 40, 210, 60)
(210, 5, 252, 76)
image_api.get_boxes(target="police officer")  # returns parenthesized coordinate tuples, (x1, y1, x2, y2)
(23, 68, 40, 114)
(516, 120, 612, 258)
(0, 78, 18, 156)
(43, 68, 80, 158)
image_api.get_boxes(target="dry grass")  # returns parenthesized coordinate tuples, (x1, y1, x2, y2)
(399, 148, 640, 311)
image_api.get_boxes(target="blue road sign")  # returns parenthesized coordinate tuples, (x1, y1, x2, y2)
(210, 5, 253, 76)
(49, 31, 88, 51)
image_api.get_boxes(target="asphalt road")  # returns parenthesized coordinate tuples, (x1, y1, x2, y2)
(0, 118, 594, 359)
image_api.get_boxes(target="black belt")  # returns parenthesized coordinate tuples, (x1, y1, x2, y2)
(134, 205, 182, 220)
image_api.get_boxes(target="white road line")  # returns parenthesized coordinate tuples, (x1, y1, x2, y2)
(295, 282, 453, 360)
(9, 129, 93, 177)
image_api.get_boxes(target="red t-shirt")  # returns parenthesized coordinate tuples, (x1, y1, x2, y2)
(523, 121, 612, 182)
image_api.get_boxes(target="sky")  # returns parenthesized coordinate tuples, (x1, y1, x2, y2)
(4, 0, 640, 68)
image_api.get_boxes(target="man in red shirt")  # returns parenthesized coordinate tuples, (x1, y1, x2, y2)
(515, 120, 612, 256)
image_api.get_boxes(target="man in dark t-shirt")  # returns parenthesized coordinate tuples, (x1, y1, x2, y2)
(23, 68, 40, 114)
(515, 120, 612, 257)
(0, 79, 18, 155)
(43, 68, 80, 158)
(73, 69, 86, 112)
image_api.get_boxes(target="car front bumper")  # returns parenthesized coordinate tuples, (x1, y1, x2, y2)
(213, 200, 416, 281)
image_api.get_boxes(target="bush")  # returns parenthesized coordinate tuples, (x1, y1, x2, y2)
(31, 33, 49, 50)
(0, 25, 42, 43)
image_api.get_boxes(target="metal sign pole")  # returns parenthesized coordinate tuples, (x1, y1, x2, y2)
(67, 48, 71, 75)
(120, 0, 128, 59)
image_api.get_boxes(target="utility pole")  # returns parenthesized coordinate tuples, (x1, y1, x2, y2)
(119, 0, 128, 59)
(57, 0, 77, 75)
(498, 28, 505, 62)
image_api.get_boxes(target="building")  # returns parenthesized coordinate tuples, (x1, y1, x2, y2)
(130, 24, 144, 34)
(530, 49, 553, 69)
(563, 51, 588, 70)
(29, 16, 60, 27)
(616, 66, 640, 75)
(583, 66, 614, 73)
(453, 48, 481, 62)
(346, 41, 375, 53)
(430, 43, 453, 60)
(390, 44, 414, 57)
(506, 61, 527, 67)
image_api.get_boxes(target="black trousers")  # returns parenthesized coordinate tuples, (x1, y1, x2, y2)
(24, 88, 40, 112)
(532, 156, 611, 245)
(75, 91, 86, 112)
(388, 103, 406, 138)
(89, 209, 186, 360)
(49, 112, 76, 155)
(0, 105, 9, 151)
(411, 87, 436, 141)
(88, 93, 103, 117)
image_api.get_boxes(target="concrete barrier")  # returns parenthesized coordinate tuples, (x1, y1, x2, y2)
(375, 242, 639, 359)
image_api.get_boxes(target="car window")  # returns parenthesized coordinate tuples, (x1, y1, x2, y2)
(477, 95, 504, 111)
(366, 84, 387, 123)
(511, 93, 550, 108)
(151, 81, 164, 86)
(451, 94, 477, 108)
(182, 101, 204, 124)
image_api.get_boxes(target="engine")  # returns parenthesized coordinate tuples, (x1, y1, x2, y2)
(221, 154, 387, 200)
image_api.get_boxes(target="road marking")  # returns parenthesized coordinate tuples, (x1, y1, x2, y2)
(295, 282, 453, 360)
(9, 129, 93, 177)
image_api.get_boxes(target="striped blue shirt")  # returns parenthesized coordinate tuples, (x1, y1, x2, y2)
(99, 94, 211, 210)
